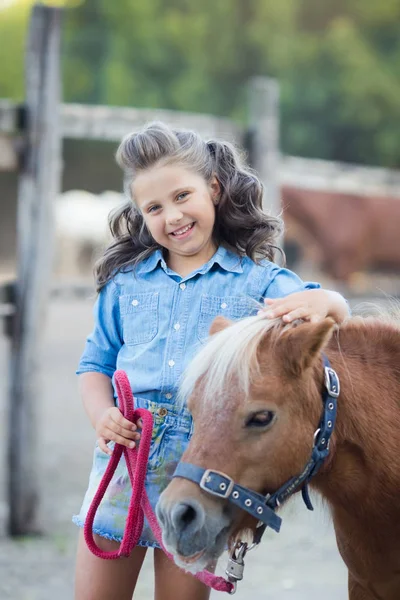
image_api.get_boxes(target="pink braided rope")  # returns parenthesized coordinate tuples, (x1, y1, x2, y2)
(84, 370, 233, 594)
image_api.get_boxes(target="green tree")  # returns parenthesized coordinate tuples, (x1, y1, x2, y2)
(0, 0, 32, 100)
(2, 0, 400, 167)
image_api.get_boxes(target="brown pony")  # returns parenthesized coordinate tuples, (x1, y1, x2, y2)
(156, 313, 400, 599)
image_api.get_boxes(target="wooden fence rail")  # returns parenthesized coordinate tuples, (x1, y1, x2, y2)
(0, 99, 243, 143)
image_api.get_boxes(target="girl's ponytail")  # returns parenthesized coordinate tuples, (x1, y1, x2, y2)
(207, 140, 283, 262)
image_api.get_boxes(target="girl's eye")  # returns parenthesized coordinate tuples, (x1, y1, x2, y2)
(177, 192, 188, 201)
(245, 411, 275, 429)
(148, 205, 161, 213)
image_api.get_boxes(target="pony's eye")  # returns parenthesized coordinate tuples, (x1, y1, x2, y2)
(245, 411, 275, 428)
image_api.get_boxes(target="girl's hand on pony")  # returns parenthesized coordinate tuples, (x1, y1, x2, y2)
(260, 289, 349, 324)
(96, 406, 142, 455)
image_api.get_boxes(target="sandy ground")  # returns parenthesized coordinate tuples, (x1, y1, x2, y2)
(1, 290, 386, 600)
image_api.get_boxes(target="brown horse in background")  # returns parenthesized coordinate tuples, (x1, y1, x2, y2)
(157, 313, 400, 599)
(282, 185, 400, 280)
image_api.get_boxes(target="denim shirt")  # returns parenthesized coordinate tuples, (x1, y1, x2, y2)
(77, 246, 319, 406)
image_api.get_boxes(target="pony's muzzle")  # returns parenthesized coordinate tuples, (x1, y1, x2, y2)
(157, 496, 209, 557)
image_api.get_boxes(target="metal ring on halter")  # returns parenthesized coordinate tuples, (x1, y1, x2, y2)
(232, 540, 248, 559)
(313, 428, 321, 447)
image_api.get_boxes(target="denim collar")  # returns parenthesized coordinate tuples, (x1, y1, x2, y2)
(136, 246, 244, 277)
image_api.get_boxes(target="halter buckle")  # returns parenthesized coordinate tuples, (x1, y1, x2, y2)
(324, 366, 340, 398)
(199, 469, 234, 499)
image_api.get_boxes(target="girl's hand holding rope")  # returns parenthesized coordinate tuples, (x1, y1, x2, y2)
(95, 406, 143, 455)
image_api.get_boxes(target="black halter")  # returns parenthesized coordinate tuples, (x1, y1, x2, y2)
(173, 355, 339, 544)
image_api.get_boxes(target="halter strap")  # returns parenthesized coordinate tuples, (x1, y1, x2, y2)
(267, 355, 339, 511)
(173, 463, 282, 532)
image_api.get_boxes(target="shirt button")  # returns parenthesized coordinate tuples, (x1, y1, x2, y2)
(221, 302, 227, 309)
(173, 323, 181, 331)
(165, 393, 172, 400)
(131, 299, 139, 306)
(168, 359, 175, 367)
(158, 407, 168, 417)
(179, 283, 186, 290)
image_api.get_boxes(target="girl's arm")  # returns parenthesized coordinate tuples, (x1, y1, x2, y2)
(79, 372, 141, 455)
(262, 289, 350, 324)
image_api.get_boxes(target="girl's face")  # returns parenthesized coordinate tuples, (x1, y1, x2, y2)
(133, 164, 220, 276)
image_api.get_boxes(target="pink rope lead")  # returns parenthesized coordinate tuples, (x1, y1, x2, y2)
(84, 370, 234, 594)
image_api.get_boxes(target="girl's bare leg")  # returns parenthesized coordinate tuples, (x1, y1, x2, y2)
(74, 530, 147, 600)
(154, 548, 214, 600)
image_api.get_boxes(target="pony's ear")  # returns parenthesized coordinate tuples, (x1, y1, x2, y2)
(209, 315, 232, 336)
(278, 318, 336, 376)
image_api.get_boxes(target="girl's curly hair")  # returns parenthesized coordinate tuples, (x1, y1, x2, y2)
(94, 121, 283, 291)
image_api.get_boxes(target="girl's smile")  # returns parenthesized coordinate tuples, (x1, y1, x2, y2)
(169, 221, 195, 239)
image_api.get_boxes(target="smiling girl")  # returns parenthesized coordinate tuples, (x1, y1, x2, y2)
(73, 122, 349, 600)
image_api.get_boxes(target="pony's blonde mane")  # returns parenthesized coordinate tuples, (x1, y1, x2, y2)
(180, 315, 283, 407)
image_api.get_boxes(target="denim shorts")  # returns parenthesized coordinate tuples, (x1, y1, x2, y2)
(72, 397, 193, 548)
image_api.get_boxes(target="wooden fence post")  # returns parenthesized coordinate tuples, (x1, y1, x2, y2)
(7, 3, 63, 535)
(247, 77, 281, 219)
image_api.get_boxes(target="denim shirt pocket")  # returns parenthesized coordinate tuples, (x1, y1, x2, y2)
(197, 295, 258, 343)
(119, 292, 159, 346)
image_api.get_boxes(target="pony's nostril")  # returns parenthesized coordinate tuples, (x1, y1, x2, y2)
(171, 501, 203, 533)
(181, 504, 196, 526)
(172, 503, 195, 529)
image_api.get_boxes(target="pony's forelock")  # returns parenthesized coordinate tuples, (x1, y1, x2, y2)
(179, 314, 283, 408)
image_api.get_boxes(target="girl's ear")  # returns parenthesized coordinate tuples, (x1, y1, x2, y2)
(209, 176, 221, 204)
